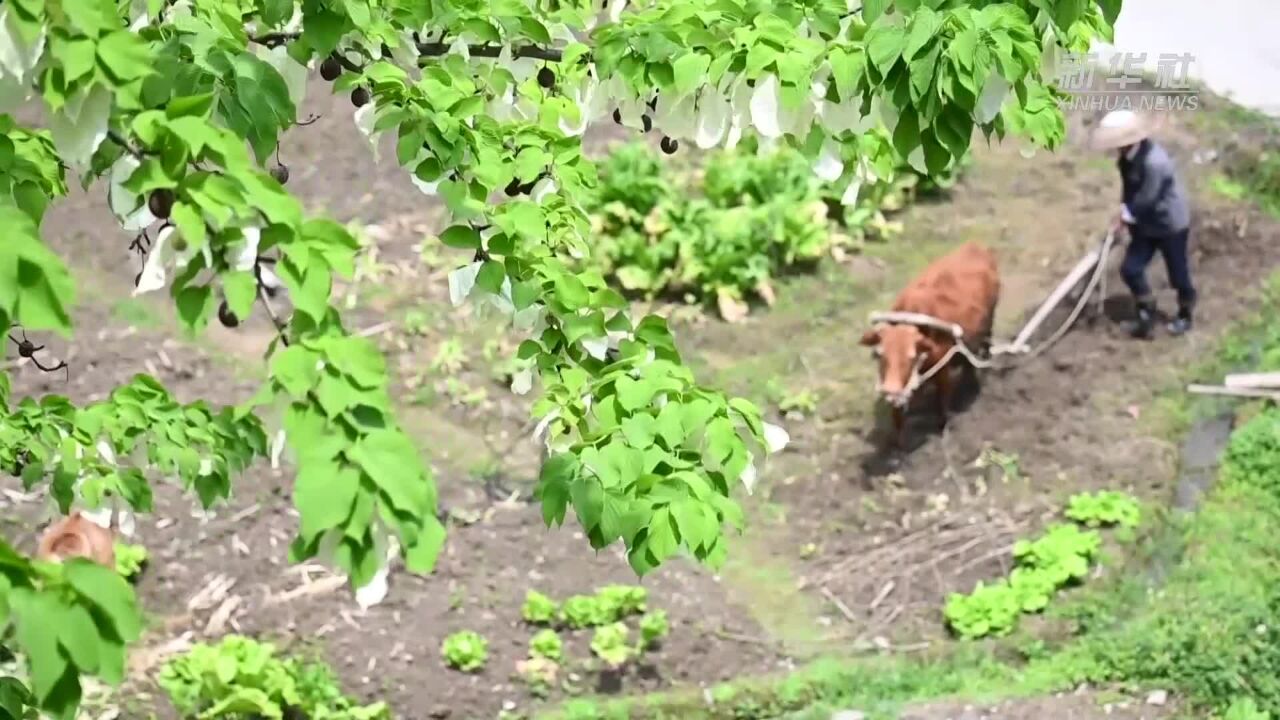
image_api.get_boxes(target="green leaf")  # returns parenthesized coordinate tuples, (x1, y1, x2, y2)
(475, 260, 505, 295)
(166, 92, 216, 119)
(829, 48, 865, 103)
(0, 199, 74, 335)
(536, 453, 576, 527)
(63, 561, 142, 641)
(96, 31, 155, 82)
(921, 130, 950, 176)
(318, 337, 383, 391)
(866, 23, 906, 76)
(350, 430, 428, 515)
(62, 0, 114, 36)
(1097, 0, 1122, 25)
(615, 376, 654, 412)
(221, 271, 257, 321)
(647, 508, 678, 562)
(439, 225, 480, 250)
(174, 284, 214, 332)
(904, 8, 942, 61)
(168, 203, 206, 251)
(57, 604, 100, 674)
(892, 106, 922, 157)
(52, 37, 96, 83)
(404, 514, 446, 573)
(570, 476, 605, 532)
(654, 403, 685, 449)
(672, 53, 710, 95)
(271, 345, 319, 396)
(621, 413, 657, 449)
(11, 590, 65, 704)
(553, 272, 590, 311)
(862, 0, 890, 23)
(294, 460, 359, 540)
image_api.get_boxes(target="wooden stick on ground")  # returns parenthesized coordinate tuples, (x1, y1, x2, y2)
(1224, 372, 1280, 390)
(820, 586, 860, 624)
(1187, 384, 1280, 401)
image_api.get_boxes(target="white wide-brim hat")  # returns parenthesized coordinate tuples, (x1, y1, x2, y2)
(1088, 110, 1163, 151)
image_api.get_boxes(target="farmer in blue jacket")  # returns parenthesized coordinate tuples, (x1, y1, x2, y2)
(1090, 109, 1195, 339)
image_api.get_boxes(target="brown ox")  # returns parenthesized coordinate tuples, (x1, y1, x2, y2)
(860, 241, 1000, 444)
(36, 512, 116, 568)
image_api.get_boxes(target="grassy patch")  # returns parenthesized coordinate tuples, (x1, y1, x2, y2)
(1019, 409, 1280, 717)
(539, 649, 1019, 720)
(110, 297, 162, 328)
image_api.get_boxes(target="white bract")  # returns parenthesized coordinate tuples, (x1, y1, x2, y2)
(0, 6, 45, 83)
(229, 226, 262, 273)
(763, 422, 790, 454)
(738, 457, 758, 495)
(447, 261, 484, 307)
(510, 367, 534, 395)
(270, 428, 287, 470)
(108, 155, 157, 232)
(133, 225, 207, 296)
(254, 45, 308, 110)
(812, 140, 845, 183)
(353, 101, 380, 163)
(47, 83, 112, 173)
(654, 92, 698, 141)
(975, 71, 1011, 125)
(694, 89, 731, 149)
(407, 147, 439, 196)
(530, 177, 558, 204)
(748, 73, 783, 138)
(558, 76, 598, 137)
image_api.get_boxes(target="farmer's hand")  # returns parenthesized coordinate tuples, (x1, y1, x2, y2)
(1109, 212, 1125, 235)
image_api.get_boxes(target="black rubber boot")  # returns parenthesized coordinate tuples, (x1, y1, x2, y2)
(1167, 307, 1193, 336)
(1130, 300, 1155, 339)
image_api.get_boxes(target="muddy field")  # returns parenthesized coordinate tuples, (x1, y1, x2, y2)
(7, 79, 1279, 720)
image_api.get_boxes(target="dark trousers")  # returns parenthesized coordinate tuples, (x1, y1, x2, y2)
(1119, 226, 1196, 312)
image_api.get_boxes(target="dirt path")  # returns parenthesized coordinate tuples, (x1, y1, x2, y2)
(6, 81, 1277, 720)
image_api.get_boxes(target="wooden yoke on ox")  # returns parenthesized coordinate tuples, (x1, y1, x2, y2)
(36, 512, 116, 568)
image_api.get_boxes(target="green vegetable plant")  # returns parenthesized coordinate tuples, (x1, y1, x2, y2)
(516, 655, 560, 699)
(584, 142, 837, 316)
(522, 590, 559, 625)
(529, 629, 564, 662)
(560, 594, 609, 630)
(595, 585, 647, 620)
(113, 541, 149, 580)
(1220, 697, 1271, 720)
(0, 0, 1121, 712)
(554, 585, 649, 629)
(945, 523, 1103, 639)
(156, 635, 389, 720)
(441, 631, 489, 673)
(639, 610, 670, 649)
(590, 623, 634, 669)
(1064, 490, 1141, 529)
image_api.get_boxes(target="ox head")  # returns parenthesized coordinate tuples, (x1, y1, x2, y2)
(860, 323, 934, 407)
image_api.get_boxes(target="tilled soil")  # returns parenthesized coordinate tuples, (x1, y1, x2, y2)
(6, 78, 1276, 720)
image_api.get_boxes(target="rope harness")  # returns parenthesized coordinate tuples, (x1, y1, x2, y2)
(870, 230, 1119, 405)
